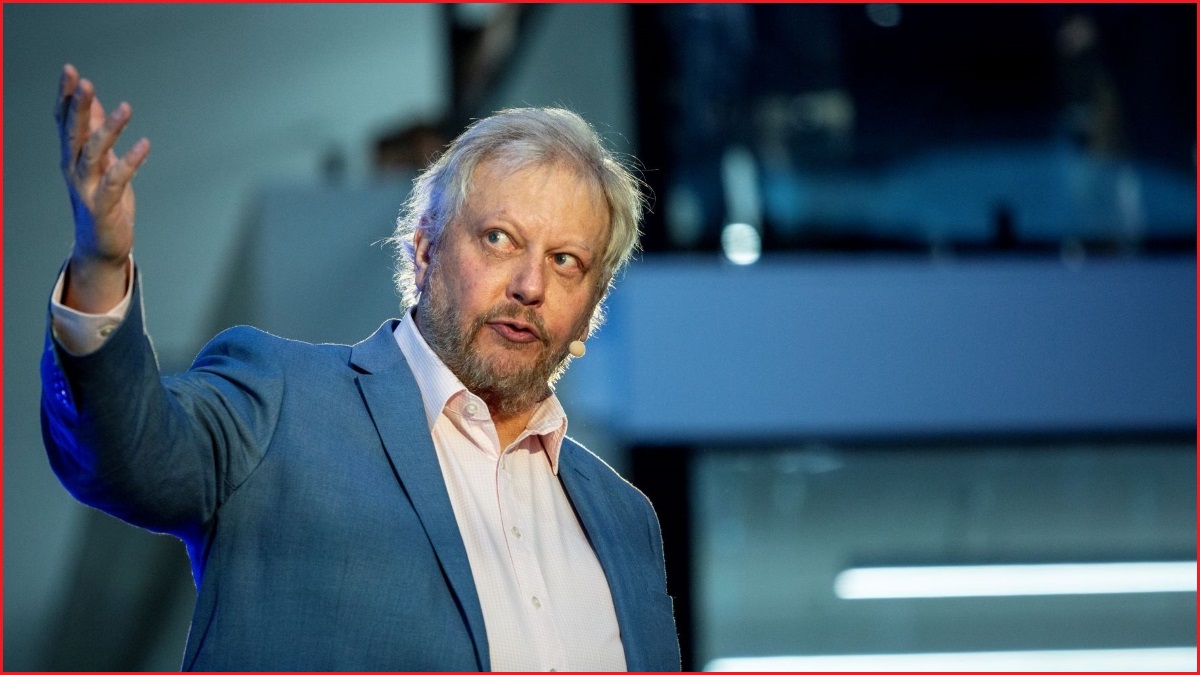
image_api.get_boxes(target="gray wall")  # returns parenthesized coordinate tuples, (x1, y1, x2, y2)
(578, 255, 1195, 440)
(3, 5, 447, 668)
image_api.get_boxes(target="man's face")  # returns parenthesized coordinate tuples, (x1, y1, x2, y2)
(413, 159, 610, 417)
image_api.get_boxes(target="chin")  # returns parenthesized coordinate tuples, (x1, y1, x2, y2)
(471, 334, 535, 362)
(486, 347, 543, 373)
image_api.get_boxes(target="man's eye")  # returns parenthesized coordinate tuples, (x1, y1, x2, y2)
(485, 230, 510, 246)
(553, 253, 580, 269)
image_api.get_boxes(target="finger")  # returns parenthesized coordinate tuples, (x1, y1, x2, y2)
(54, 64, 80, 127)
(80, 102, 131, 178)
(94, 137, 150, 213)
(66, 78, 96, 166)
(90, 95, 107, 135)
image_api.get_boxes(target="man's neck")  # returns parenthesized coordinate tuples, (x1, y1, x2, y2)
(489, 405, 537, 449)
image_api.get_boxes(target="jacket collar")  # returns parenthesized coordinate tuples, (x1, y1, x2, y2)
(557, 443, 657, 671)
(350, 320, 491, 670)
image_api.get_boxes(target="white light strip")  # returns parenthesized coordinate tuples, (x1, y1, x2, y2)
(834, 561, 1197, 599)
(705, 647, 1198, 672)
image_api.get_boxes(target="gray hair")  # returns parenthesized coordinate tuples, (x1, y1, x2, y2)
(388, 107, 645, 336)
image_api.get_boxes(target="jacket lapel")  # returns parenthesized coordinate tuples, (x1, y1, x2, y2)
(557, 443, 652, 671)
(350, 321, 490, 671)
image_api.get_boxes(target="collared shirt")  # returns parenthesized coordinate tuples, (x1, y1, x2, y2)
(49, 269, 627, 672)
(393, 309, 626, 672)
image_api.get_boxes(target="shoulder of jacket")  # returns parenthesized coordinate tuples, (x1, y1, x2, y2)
(196, 325, 352, 369)
(562, 436, 653, 509)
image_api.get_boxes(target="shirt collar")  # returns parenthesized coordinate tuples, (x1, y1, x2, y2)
(393, 308, 569, 472)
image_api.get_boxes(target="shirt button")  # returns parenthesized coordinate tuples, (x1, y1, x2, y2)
(510, 526, 522, 539)
(465, 402, 479, 416)
(98, 325, 115, 337)
(531, 596, 541, 609)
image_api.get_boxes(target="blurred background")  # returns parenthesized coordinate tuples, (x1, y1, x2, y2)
(3, 4, 1195, 671)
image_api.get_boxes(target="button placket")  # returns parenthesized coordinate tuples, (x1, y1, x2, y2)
(498, 453, 553, 624)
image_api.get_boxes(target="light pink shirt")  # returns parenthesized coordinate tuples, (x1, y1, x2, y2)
(393, 310, 626, 672)
(50, 266, 627, 671)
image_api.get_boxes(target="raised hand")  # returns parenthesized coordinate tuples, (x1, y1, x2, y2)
(55, 64, 151, 313)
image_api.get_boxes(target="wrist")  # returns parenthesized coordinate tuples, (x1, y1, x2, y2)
(63, 254, 132, 314)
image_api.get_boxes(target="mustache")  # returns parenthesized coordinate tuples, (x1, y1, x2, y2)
(475, 303, 551, 347)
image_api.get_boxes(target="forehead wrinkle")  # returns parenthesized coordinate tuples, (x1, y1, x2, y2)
(465, 165, 609, 254)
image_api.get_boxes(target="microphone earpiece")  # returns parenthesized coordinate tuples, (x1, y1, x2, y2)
(568, 340, 586, 358)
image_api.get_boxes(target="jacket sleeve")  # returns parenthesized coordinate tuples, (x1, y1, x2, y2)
(40, 273, 284, 540)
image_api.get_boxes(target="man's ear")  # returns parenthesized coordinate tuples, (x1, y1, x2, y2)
(413, 226, 433, 293)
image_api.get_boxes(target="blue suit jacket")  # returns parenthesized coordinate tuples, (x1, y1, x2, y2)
(41, 281, 681, 671)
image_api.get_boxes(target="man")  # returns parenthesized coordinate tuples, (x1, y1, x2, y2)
(41, 64, 681, 671)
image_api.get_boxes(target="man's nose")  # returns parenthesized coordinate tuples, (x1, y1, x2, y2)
(508, 256, 546, 306)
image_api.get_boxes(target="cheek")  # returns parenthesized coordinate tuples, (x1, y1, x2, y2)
(464, 274, 501, 308)
(450, 269, 504, 319)
(547, 288, 598, 339)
